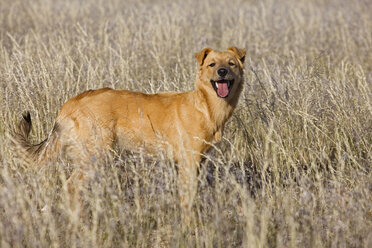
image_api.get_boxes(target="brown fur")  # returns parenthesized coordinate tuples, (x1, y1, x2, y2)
(13, 47, 246, 213)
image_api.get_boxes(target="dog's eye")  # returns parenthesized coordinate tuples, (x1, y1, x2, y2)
(209, 63, 216, 67)
(228, 62, 235, 66)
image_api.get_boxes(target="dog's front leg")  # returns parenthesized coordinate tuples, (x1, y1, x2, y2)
(178, 154, 200, 223)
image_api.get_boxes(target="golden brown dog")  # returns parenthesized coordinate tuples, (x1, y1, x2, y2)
(13, 46, 246, 212)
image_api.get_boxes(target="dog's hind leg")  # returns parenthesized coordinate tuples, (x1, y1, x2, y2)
(65, 146, 111, 211)
(62, 122, 115, 211)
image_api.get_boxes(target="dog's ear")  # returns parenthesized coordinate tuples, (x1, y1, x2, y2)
(194, 48, 212, 66)
(228, 46, 246, 64)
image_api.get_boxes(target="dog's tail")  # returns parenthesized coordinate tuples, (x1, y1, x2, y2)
(11, 112, 60, 164)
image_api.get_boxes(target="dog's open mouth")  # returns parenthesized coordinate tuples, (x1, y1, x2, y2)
(211, 79, 234, 98)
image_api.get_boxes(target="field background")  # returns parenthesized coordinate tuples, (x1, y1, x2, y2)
(0, 0, 371, 247)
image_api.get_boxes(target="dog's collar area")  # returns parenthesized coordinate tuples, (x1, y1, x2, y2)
(210, 79, 234, 98)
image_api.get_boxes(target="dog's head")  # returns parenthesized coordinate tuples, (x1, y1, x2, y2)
(195, 47, 245, 99)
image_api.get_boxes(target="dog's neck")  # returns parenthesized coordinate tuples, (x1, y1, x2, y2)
(193, 78, 243, 130)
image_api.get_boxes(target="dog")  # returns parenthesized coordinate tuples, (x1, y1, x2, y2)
(13, 46, 246, 213)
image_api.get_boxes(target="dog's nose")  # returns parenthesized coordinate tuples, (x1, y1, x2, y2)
(217, 68, 228, 77)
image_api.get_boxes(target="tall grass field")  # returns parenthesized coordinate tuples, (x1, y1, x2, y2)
(0, 0, 371, 247)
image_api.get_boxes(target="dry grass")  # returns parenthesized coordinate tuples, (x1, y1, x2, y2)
(1, 0, 371, 247)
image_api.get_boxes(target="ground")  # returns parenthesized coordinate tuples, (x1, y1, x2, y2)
(0, 0, 371, 247)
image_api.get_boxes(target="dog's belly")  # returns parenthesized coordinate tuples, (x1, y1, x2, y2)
(114, 122, 173, 158)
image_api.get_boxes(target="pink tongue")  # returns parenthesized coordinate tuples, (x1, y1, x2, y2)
(217, 83, 229, 97)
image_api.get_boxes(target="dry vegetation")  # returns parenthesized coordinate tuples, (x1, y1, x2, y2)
(0, 0, 371, 247)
